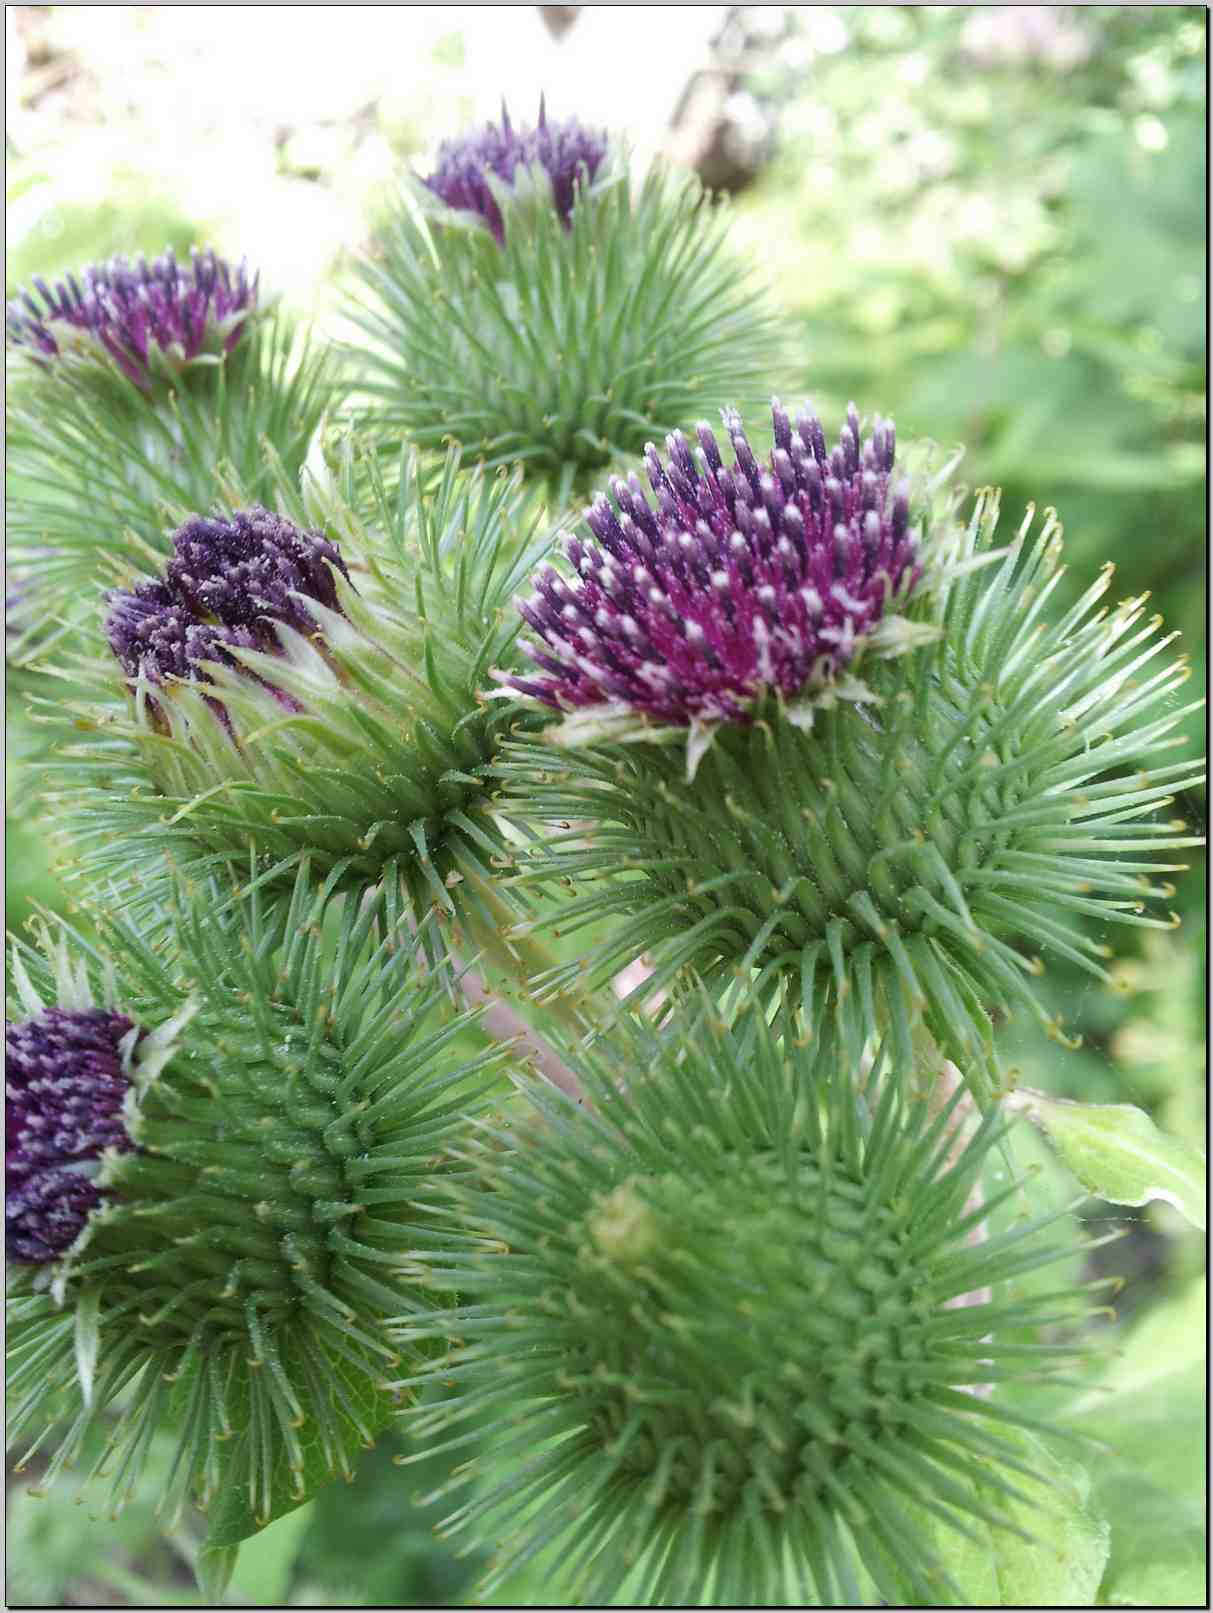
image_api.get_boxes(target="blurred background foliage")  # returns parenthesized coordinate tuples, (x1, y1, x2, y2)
(5, 5, 1205, 1605)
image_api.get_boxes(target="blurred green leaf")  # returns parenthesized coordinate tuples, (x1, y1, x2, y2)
(225, 1505, 314, 1605)
(1007, 1090, 1207, 1228)
(1059, 1280, 1207, 1605)
(919, 1428, 1110, 1607)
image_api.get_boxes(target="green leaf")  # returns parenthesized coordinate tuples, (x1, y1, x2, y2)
(202, 1343, 399, 1552)
(917, 1427, 1110, 1606)
(1094, 1478, 1206, 1607)
(195, 1546, 239, 1603)
(1006, 1089, 1206, 1229)
(225, 1503, 314, 1606)
(1060, 1282, 1206, 1607)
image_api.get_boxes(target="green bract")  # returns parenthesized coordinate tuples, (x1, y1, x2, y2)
(45, 448, 549, 963)
(345, 161, 782, 499)
(6, 868, 508, 1541)
(396, 1004, 1101, 1606)
(500, 493, 1203, 1100)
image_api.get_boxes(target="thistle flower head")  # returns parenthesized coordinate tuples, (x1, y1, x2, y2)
(507, 401, 919, 735)
(5, 248, 258, 388)
(499, 488, 1203, 1098)
(105, 507, 349, 696)
(5, 1008, 137, 1263)
(62, 450, 545, 950)
(6, 872, 508, 1541)
(401, 1009, 1094, 1606)
(348, 138, 781, 491)
(423, 100, 609, 240)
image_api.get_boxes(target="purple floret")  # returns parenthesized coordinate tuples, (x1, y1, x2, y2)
(104, 508, 350, 709)
(5, 247, 258, 388)
(506, 401, 921, 726)
(423, 101, 609, 242)
(105, 577, 260, 688)
(166, 508, 349, 646)
(5, 1007, 138, 1264)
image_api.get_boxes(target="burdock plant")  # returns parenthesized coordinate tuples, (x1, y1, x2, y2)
(42, 444, 575, 1011)
(5, 99, 1206, 1612)
(345, 104, 782, 499)
(6, 867, 509, 1583)
(498, 401, 1203, 1098)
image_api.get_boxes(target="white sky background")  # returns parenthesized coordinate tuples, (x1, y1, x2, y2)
(7, 5, 762, 301)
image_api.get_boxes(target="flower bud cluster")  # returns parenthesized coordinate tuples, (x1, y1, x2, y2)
(105, 507, 349, 719)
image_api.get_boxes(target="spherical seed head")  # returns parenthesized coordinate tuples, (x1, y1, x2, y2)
(423, 101, 609, 241)
(5, 248, 258, 388)
(507, 400, 917, 724)
(80, 458, 540, 934)
(5, 1007, 137, 1263)
(407, 1015, 1089, 1606)
(500, 489, 1202, 1097)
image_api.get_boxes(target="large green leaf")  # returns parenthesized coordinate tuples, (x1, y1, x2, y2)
(1005, 1089, 1206, 1229)
(1062, 1281, 1207, 1607)
(915, 1427, 1110, 1606)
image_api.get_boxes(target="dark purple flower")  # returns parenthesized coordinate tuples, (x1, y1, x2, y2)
(105, 508, 350, 707)
(6, 1007, 138, 1263)
(165, 508, 349, 644)
(5, 248, 258, 388)
(507, 401, 921, 726)
(423, 100, 609, 242)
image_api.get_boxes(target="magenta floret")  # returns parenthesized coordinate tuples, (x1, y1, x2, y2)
(105, 508, 349, 701)
(507, 401, 920, 725)
(423, 101, 609, 242)
(6, 248, 258, 387)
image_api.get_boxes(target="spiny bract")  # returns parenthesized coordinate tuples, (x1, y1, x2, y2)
(498, 437, 1203, 1098)
(395, 1006, 1099, 1606)
(5, 867, 508, 1537)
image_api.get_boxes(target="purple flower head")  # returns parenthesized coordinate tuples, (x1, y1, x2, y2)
(507, 401, 921, 727)
(423, 99, 609, 242)
(6, 1007, 138, 1263)
(105, 509, 350, 709)
(5, 248, 258, 388)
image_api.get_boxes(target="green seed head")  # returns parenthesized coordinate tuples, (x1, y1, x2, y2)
(399, 1005, 1095, 1606)
(6, 869, 507, 1531)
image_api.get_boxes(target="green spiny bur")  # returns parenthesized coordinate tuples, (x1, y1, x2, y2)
(38, 445, 550, 959)
(5, 865, 510, 1541)
(392, 1002, 1103, 1606)
(346, 157, 783, 500)
(500, 492, 1202, 1098)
